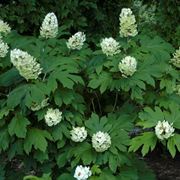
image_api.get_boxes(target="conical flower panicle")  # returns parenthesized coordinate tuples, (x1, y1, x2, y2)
(119, 8, 138, 37)
(10, 49, 42, 80)
(170, 47, 180, 68)
(0, 19, 11, 36)
(40, 12, 58, 39)
(119, 56, 137, 77)
(66, 32, 86, 50)
(100, 37, 120, 56)
(0, 39, 9, 57)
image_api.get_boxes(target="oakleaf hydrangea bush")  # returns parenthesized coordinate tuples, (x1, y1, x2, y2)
(0, 6, 179, 180)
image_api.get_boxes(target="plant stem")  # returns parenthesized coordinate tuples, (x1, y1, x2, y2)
(94, 92, 102, 115)
(113, 92, 118, 112)
(42, 73, 47, 81)
(91, 98, 96, 113)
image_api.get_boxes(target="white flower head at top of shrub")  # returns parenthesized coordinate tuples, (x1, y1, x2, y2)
(92, 131, 111, 152)
(0, 39, 9, 58)
(10, 49, 42, 80)
(40, 12, 58, 39)
(100, 37, 121, 56)
(66, 32, 86, 50)
(31, 98, 49, 111)
(74, 165, 92, 180)
(133, 0, 143, 8)
(170, 47, 180, 68)
(70, 126, 87, 142)
(118, 56, 137, 77)
(44, 108, 62, 127)
(155, 120, 175, 140)
(119, 8, 138, 37)
(0, 19, 11, 35)
(174, 84, 180, 96)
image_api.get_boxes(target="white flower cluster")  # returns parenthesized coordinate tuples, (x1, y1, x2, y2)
(0, 39, 9, 58)
(119, 8, 138, 37)
(155, 120, 175, 140)
(100, 37, 120, 56)
(66, 32, 86, 50)
(0, 19, 11, 35)
(74, 165, 92, 180)
(118, 56, 137, 77)
(133, 0, 142, 8)
(10, 49, 42, 80)
(174, 84, 180, 96)
(133, 1, 157, 25)
(31, 98, 49, 111)
(139, 5, 156, 24)
(70, 126, 87, 142)
(40, 13, 58, 39)
(92, 131, 111, 152)
(44, 108, 62, 127)
(170, 47, 180, 68)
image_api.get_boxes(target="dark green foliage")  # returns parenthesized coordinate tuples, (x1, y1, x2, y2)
(0, 0, 179, 46)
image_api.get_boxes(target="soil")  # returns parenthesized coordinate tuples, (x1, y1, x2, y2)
(145, 152, 180, 180)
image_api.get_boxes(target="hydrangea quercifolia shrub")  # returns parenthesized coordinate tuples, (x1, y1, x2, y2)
(0, 8, 179, 180)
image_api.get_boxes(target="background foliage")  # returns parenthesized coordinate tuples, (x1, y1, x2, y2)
(0, 0, 179, 46)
